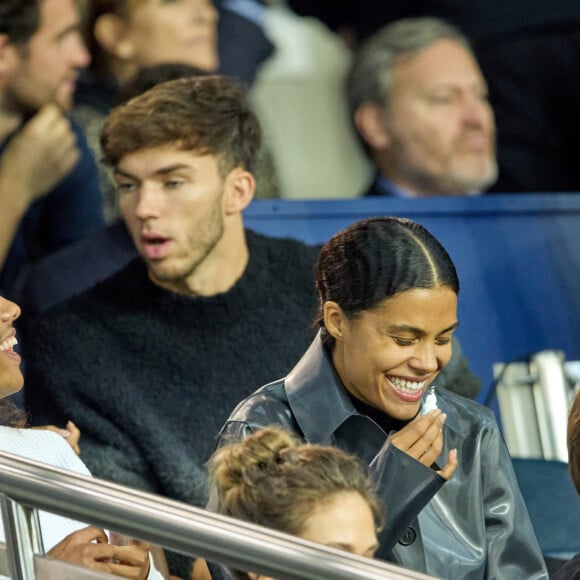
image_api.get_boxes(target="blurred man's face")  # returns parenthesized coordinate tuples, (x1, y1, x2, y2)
(3, 0, 89, 114)
(379, 39, 497, 196)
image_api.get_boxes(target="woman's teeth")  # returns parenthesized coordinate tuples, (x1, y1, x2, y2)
(0, 336, 17, 352)
(388, 376, 426, 394)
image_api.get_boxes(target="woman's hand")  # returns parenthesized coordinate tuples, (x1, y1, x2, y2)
(33, 420, 81, 455)
(48, 526, 151, 579)
(389, 409, 458, 480)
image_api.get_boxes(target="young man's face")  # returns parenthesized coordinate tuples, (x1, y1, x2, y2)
(114, 144, 229, 294)
(379, 39, 497, 196)
(3, 0, 89, 114)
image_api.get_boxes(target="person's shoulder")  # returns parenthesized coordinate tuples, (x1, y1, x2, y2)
(219, 378, 303, 446)
(362, 173, 395, 197)
(225, 378, 290, 424)
(244, 230, 319, 306)
(17, 221, 137, 318)
(34, 258, 145, 325)
(246, 229, 320, 275)
(440, 389, 494, 416)
(247, 229, 320, 257)
(0, 426, 91, 476)
(438, 389, 498, 432)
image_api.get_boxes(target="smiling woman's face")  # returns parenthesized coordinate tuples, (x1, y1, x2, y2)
(327, 285, 458, 421)
(0, 296, 23, 399)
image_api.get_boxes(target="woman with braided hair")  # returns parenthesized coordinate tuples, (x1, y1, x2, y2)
(216, 216, 547, 579)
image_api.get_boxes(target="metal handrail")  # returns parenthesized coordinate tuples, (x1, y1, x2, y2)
(0, 451, 437, 579)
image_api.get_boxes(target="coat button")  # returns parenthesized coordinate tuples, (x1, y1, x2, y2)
(399, 526, 417, 546)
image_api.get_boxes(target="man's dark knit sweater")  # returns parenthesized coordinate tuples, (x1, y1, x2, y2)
(24, 230, 320, 508)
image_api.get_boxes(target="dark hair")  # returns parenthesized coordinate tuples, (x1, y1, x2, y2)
(101, 75, 261, 176)
(569, 390, 580, 495)
(0, 0, 40, 45)
(0, 400, 27, 427)
(210, 426, 383, 537)
(315, 216, 459, 345)
(114, 63, 209, 106)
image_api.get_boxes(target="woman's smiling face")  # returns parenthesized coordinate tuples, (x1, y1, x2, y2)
(327, 286, 458, 420)
(0, 296, 23, 399)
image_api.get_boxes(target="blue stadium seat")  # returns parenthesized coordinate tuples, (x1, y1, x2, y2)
(512, 458, 580, 559)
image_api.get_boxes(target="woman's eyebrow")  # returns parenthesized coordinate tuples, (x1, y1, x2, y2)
(385, 322, 460, 335)
(386, 323, 424, 334)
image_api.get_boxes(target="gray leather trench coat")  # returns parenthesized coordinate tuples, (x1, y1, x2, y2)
(215, 333, 548, 580)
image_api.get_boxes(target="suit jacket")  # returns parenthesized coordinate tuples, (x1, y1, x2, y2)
(363, 174, 399, 197)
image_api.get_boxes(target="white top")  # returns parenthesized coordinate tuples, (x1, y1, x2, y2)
(0, 426, 163, 579)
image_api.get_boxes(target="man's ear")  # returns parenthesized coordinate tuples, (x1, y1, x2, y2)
(223, 167, 255, 215)
(93, 14, 135, 60)
(354, 102, 391, 151)
(323, 301, 347, 341)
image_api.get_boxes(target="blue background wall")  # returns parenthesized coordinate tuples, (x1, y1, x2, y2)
(244, 193, 580, 405)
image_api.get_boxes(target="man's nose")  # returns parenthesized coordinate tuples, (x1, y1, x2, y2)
(134, 187, 164, 220)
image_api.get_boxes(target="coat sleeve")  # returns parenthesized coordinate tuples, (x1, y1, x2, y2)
(369, 440, 445, 557)
(480, 422, 547, 579)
